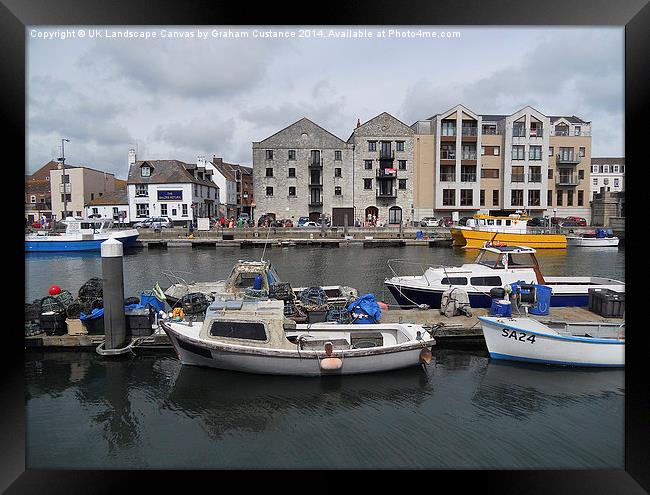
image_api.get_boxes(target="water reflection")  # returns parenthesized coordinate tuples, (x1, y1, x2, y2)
(163, 364, 434, 440)
(472, 359, 624, 420)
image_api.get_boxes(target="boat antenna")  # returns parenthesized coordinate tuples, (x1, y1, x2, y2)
(260, 224, 272, 262)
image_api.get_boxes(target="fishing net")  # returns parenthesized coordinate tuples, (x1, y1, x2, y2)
(39, 296, 66, 315)
(56, 290, 74, 308)
(299, 287, 328, 306)
(78, 277, 103, 302)
(326, 307, 352, 324)
(283, 300, 305, 318)
(243, 288, 269, 300)
(181, 292, 212, 314)
(65, 300, 83, 319)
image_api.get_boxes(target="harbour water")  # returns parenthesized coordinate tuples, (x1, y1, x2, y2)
(25, 245, 625, 469)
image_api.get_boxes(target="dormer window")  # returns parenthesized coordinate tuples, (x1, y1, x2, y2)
(141, 165, 151, 177)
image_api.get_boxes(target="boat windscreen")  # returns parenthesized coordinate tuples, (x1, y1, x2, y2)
(267, 267, 281, 286)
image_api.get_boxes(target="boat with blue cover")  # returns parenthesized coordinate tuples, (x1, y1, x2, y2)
(384, 244, 624, 309)
(25, 218, 139, 252)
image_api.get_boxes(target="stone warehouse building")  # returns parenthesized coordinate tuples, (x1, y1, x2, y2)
(252, 118, 355, 226)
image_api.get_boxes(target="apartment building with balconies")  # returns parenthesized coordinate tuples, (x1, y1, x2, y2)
(252, 118, 354, 225)
(547, 116, 592, 220)
(347, 112, 415, 226)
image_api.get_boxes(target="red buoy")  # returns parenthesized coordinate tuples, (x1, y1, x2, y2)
(378, 301, 389, 311)
(49, 285, 61, 295)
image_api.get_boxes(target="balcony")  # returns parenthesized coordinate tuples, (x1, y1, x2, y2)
(376, 188, 397, 198)
(482, 128, 501, 135)
(440, 152, 456, 160)
(308, 179, 323, 187)
(556, 175, 579, 186)
(556, 154, 581, 165)
(440, 173, 456, 182)
(529, 128, 543, 138)
(460, 173, 477, 182)
(376, 168, 397, 178)
(379, 149, 394, 160)
(528, 173, 543, 183)
(308, 199, 323, 206)
(461, 152, 477, 160)
(551, 129, 591, 137)
(309, 157, 323, 168)
(511, 174, 526, 182)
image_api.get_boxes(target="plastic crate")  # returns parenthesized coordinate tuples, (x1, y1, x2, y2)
(125, 307, 154, 337)
(588, 288, 624, 317)
(40, 312, 67, 335)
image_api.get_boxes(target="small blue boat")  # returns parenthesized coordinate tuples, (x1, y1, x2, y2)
(25, 218, 139, 252)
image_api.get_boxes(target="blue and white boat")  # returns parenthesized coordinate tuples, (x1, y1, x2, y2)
(478, 316, 625, 367)
(25, 218, 139, 252)
(384, 244, 624, 308)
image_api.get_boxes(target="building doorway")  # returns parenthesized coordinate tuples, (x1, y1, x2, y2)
(309, 211, 321, 222)
(365, 206, 379, 226)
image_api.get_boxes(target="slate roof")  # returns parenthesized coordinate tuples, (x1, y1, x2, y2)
(549, 115, 590, 124)
(127, 160, 217, 186)
(87, 190, 129, 206)
(591, 157, 625, 166)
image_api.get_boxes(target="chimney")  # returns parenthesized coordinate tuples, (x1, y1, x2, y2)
(197, 155, 206, 167)
(128, 148, 136, 166)
(356, 118, 361, 128)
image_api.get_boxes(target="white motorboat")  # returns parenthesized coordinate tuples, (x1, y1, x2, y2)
(162, 260, 358, 308)
(478, 316, 624, 367)
(25, 217, 139, 252)
(566, 235, 619, 247)
(384, 244, 625, 309)
(160, 299, 436, 376)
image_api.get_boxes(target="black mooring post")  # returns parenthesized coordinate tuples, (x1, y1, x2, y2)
(101, 238, 126, 350)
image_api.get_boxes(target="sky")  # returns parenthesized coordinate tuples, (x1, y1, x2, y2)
(27, 26, 624, 179)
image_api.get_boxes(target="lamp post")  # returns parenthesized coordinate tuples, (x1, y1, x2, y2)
(59, 139, 70, 218)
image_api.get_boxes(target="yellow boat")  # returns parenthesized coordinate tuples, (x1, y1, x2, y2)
(449, 213, 567, 249)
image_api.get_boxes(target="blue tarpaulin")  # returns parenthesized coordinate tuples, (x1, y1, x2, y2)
(347, 293, 381, 324)
(141, 291, 166, 313)
(80, 307, 104, 321)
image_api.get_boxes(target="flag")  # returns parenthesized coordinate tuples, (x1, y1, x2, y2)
(153, 282, 167, 301)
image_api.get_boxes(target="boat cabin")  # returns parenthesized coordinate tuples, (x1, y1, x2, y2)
(474, 245, 545, 283)
(62, 218, 115, 234)
(466, 214, 530, 233)
(224, 260, 282, 293)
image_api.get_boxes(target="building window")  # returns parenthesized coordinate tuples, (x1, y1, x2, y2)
(181, 204, 188, 216)
(480, 190, 485, 206)
(529, 166, 542, 182)
(364, 178, 372, 189)
(511, 145, 525, 160)
(398, 179, 407, 189)
(528, 190, 540, 206)
(614, 178, 620, 187)
(460, 189, 473, 206)
(613, 165, 619, 173)
(160, 204, 167, 216)
(603, 165, 610, 173)
(513, 122, 526, 137)
(135, 184, 148, 197)
(388, 207, 402, 224)
(265, 168, 274, 177)
(593, 178, 598, 186)
(140, 166, 151, 178)
(481, 146, 486, 156)
(567, 190, 574, 206)
(481, 169, 499, 179)
(335, 150, 342, 161)
(266, 186, 274, 196)
(511, 190, 524, 206)
(529, 146, 542, 161)
(368, 141, 377, 151)
(91, 207, 98, 215)
(579, 147, 586, 157)
(549, 146, 554, 156)
(547, 190, 552, 206)
(30, 195, 36, 203)
(441, 121, 456, 136)
(396, 141, 405, 152)
(61, 193, 71, 202)
(440, 143, 456, 160)
(398, 160, 407, 170)
(364, 160, 373, 170)
(288, 150, 296, 160)
(578, 190, 584, 206)
(557, 190, 563, 206)
(592, 165, 599, 173)
(574, 126, 581, 136)
(334, 168, 342, 177)
(289, 186, 296, 197)
(443, 189, 455, 206)
(493, 146, 500, 156)
(335, 186, 341, 196)
(136, 203, 149, 218)
(288, 168, 296, 178)
(578, 170, 584, 179)
(492, 190, 499, 206)
(265, 150, 273, 160)
(548, 169, 553, 180)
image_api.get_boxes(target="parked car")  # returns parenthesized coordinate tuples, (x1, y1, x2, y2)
(559, 220, 580, 227)
(238, 213, 250, 224)
(550, 217, 565, 225)
(563, 216, 587, 226)
(527, 216, 546, 227)
(301, 221, 318, 227)
(316, 217, 331, 227)
(281, 219, 294, 228)
(133, 217, 173, 229)
(420, 217, 440, 227)
(297, 216, 310, 227)
(458, 216, 473, 226)
(439, 217, 454, 227)
(257, 215, 276, 227)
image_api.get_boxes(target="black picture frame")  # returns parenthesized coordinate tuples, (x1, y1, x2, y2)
(6, 0, 648, 492)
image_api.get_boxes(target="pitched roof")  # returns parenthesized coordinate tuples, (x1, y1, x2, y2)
(549, 115, 590, 124)
(347, 112, 414, 142)
(114, 178, 127, 189)
(256, 117, 348, 148)
(480, 114, 507, 122)
(127, 160, 217, 186)
(591, 157, 625, 165)
(87, 190, 129, 206)
(27, 160, 72, 181)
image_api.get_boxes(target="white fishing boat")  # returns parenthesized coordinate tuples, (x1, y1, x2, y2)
(384, 244, 625, 309)
(25, 217, 139, 252)
(566, 230, 619, 247)
(160, 299, 436, 376)
(162, 260, 357, 307)
(478, 316, 624, 367)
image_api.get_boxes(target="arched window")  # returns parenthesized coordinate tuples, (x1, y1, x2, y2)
(388, 206, 402, 225)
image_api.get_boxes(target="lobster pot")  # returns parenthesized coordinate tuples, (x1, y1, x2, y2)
(181, 292, 211, 315)
(78, 278, 103, 302)
(39, 296, 67, 316)
(243, 288, 268, 300)
(300, 287, 328, 306)
(268, 283, 294, 301)
(40, 311, 67, 336)
(326, 307, 352, 324)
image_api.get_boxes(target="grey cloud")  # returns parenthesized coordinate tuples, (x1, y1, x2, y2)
(152, 116, 236, 157)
